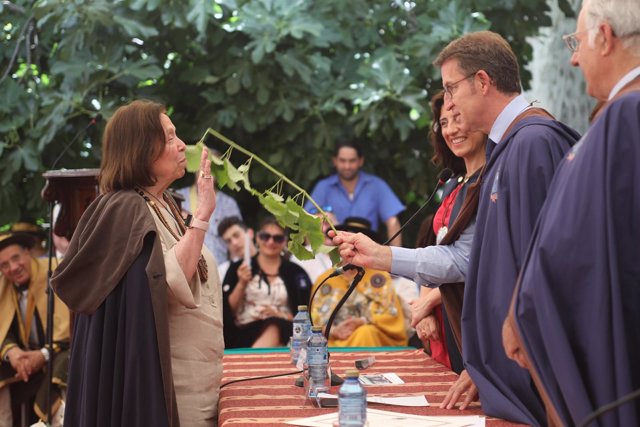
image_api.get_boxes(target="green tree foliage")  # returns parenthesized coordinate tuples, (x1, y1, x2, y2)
(0, 0, 552, 230)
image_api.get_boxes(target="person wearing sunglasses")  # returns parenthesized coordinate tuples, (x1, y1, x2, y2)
(221, 216, 312, 348)
(504, 1, 640, 426)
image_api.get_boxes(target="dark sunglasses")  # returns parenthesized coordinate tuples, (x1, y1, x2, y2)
(257, 231, 286, 243)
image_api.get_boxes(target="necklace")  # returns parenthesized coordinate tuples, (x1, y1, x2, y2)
(436, 180, 465, 244)
(457, 175, 472, 185)
(146, 190, 169, 209)
(135, 188, 208, 282)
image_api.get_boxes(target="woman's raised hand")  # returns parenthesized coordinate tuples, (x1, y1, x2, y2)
(196, 147, 216, 221)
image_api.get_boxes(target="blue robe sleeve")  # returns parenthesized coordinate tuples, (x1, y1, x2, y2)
(513, 93, 640, 426)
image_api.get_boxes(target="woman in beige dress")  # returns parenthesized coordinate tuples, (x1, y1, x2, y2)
(53, 100, 223, 426)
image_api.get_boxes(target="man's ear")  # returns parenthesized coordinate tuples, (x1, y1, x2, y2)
(476, 70, 492, 94)
(599, 22, 616, 56)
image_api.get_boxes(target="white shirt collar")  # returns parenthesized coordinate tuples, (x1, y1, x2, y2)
(489, 94, 531, 144)
(608, 65, 640, 100)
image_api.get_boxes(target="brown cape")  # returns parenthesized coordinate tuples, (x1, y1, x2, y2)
(51, 190, 179, 426)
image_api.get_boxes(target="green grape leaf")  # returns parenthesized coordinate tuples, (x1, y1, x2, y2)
(260, 192, 288, 218)
(328, 247, 341, 266)
(282, 198, 305, 230)
(296, 210, 324, 250)
(213, 162, 230, 188)
(217, 161, 235, 190)
(185, 144, 202, 172)
(288, 232, 315, 261)
(237, 161, 253, 192)
(211, 152, 225, 167)
(315, 244, 336, 255)
(224, 158, 251, 191)
(264, 190, 284, 202)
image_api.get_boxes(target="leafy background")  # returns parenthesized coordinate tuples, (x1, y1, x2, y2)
(0, 0, 572, 242)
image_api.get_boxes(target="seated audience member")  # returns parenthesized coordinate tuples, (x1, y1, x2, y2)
(0, 232, 69, 426)
(175, 167, 242, 264)
(311, 217, 408, 347)
(10, 222, 47, 258)
(290, 211, 338, 283)
(217, 216, 256, 281)
(221, 216, 312, 348)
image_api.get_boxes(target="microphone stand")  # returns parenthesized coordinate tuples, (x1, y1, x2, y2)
(45, 200, 55, 424)
(43, 115, 100, 424)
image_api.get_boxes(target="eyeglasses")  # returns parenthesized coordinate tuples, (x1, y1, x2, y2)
(562, 27, 598, 52)
(562, 30, 583, 52)
(257, 231, 286, 243)
(443, 72, 477, 99)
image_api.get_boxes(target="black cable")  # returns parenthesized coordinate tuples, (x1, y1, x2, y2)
(220, 368, 304, 389)
(323, 268, 365, 342)
(50, 114, 102, 169)
(383, 168, 453, 246)
(578, 387, 640, 427)
(308, 273, 334, 327)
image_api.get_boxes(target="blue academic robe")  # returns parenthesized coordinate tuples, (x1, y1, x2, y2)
(462, 116, 579, 426)
(512, 92, 640, 426)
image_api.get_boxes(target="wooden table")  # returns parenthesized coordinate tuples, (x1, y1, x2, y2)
(219, 348, 525, 426)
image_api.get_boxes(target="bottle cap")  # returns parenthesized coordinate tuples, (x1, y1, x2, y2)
(312, 325, 323, 332)
(344, 369, 360, 378)
(297, 305, 308, 311)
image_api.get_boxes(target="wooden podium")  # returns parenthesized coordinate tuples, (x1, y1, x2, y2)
(41, 168, 100, 239)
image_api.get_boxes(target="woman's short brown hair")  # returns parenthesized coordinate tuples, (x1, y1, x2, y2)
(99, 100, 166, 193)
(429, 91, 465, 176)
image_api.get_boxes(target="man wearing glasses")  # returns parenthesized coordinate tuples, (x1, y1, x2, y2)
(504, 1, 640, 425)
(432, 31, 580, 425)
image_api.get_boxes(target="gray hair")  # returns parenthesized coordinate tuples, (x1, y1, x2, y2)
(583, 0, 640, 55)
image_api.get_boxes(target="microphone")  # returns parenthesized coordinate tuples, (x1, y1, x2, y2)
(50, 114, 103, 170)
(437, 168, 454, 185)
(326, 263, 360, 278)
(89, 113, 103, 126)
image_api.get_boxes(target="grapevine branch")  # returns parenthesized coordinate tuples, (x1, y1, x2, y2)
(199, 128, 337, 234)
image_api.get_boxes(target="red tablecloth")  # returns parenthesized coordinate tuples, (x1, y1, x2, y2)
(219, 348, 526, 426)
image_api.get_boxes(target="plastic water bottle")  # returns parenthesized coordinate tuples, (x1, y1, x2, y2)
(291, 305, 311, 365)
(339, 369, 367, 426)
(306, 325, 328, 397)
